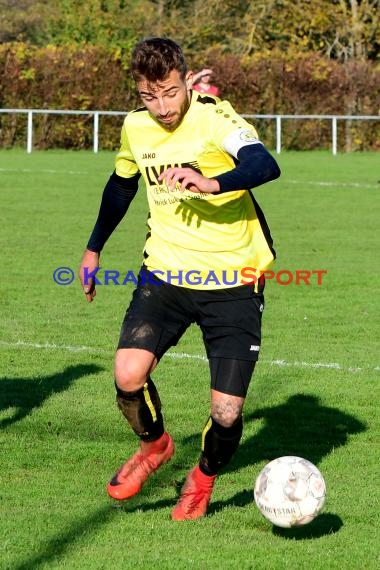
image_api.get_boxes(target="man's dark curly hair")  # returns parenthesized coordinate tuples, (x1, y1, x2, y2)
(131, 37, 188, 83)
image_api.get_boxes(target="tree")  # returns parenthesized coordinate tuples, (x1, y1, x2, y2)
(230, 0, 380, 60)
(0, 0, 378, 61)
(43, 0, 156, 48)
(0, 0, 56, 44)
(325, 0, 380, 61)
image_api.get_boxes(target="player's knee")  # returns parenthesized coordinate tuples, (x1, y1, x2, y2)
(114, 348, 156, 391)
(210, 389, 244, 428)
(211, 406, 242, 428)
(114, 357, 147, 391)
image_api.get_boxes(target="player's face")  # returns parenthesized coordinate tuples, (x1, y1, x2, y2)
(137, 69, 192, 132)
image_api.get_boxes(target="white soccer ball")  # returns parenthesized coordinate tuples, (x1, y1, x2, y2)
(253, 456, 326, 528)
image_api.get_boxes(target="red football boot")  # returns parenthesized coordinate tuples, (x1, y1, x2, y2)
(107, 432, 174, 500)
(171, 465, 217, 521)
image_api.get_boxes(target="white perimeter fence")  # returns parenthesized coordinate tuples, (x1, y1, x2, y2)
(0, 108, 379, 154)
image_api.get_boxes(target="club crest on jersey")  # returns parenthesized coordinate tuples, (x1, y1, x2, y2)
(239, 129, 258, 143)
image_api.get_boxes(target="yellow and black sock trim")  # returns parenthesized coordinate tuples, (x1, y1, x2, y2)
(200, 415, 243, 476)
(115, 377, 164, 442)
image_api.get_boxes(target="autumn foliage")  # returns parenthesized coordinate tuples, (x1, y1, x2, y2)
(0, 42, 378, 151)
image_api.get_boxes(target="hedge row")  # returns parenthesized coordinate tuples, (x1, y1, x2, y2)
(0, 43, 379, 151)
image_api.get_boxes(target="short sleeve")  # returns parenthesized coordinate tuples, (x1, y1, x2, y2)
(115, 117, 140, 178)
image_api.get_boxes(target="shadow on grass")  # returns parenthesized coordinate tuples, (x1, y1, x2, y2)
(181, 393, 366, 472)
(236, 393, 366, 471)
(209, 488, 343, 537)
(0, 363, 103, 427)
(7, 392, 365, 566)
(11, 504, 116, 570)
(11, 496, 178, 570)
(272, 513, 343, 539)
(186, 393, 366, 535)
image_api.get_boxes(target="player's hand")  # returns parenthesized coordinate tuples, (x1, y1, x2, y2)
(159, 167, 220, 194)
(79, 249, 99, 303)
(193, 68, 213, 81)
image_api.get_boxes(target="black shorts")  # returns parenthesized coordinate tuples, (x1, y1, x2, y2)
(117, 268, 265, 363)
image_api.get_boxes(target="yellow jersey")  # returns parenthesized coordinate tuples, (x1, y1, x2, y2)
(115, 91, 275, 289)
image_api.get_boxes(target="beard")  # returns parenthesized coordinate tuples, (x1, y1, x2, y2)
(153, 93, 191, 132)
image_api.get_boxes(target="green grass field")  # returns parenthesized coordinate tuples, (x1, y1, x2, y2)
(0, 149, 379, 569)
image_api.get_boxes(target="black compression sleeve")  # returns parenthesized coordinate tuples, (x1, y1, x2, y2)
(213, 144, 281, 193)
(86, 171, 140, 253)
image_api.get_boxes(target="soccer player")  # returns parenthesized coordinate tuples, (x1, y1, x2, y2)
(79, 37, 281, 520)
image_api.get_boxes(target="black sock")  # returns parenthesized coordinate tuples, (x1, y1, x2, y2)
(199, 416, 243, 476)
(115, 377, 164, 442)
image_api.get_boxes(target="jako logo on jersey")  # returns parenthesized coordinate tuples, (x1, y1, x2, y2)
(142, 153, 156, 159)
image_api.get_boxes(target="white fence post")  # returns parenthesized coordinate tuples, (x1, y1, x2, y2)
(27, 111, 33, 153)
(332, 116, 337, 155)
(93, 112, 99, 153)
(276, 116, 282, 154)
